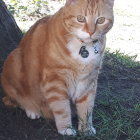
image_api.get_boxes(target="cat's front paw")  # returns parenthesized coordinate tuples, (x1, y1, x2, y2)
(87, 126, 96, 135)
(59, 128, 76, 136)
(79, 126, 96, 136)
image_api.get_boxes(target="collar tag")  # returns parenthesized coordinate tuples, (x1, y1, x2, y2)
(79, 46, 89, 58)
(93, 42, 100, 54)
(94, 46, 99, 54)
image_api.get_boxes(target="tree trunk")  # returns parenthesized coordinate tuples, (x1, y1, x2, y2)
(0, 0, 23, 72)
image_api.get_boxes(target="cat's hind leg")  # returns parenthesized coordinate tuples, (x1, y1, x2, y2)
(25, 109, 41, 119)
(1, 78, 19, 108)
(2, 78, 41, 119)
(3, 96, 41, 119)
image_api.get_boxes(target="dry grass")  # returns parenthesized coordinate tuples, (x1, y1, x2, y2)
(106, 0, 140, 61)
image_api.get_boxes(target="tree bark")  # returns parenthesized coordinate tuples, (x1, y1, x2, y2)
(0, 0, 23, 72)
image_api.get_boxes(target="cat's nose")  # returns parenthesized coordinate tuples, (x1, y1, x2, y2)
(88, 31, 94, 36)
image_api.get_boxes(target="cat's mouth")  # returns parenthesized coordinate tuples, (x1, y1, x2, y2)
(78, 37, 97, 44)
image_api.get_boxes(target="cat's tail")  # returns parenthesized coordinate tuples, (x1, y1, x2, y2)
(0, 73, 18, 108)
(2, 96, 18, 108)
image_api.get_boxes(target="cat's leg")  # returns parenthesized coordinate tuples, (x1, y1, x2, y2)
(45, 87, 76, 135)
(2, 82, 41, 119)
(76, 90, 96, 135)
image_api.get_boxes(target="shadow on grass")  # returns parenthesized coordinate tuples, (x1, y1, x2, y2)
(0, 50, 140, 140)
(94, 50, 140, 140)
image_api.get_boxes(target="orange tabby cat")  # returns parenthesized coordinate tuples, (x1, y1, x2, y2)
(1, 0, 114, 135)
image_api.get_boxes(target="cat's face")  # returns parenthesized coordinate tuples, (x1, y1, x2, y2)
(63, 0, 114, 43)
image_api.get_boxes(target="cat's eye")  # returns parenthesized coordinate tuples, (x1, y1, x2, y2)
(77, 15, 86, 23)
(97, 17, 105, 24)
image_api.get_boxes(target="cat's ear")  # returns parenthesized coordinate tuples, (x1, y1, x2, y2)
(108, 0, 115, 7)
(66, 0, 77, 5)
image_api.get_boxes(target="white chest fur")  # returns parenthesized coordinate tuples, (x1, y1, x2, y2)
(68, 69, 98, 102)
(67, 38, 102, 64)
(66, 38, 104, 101)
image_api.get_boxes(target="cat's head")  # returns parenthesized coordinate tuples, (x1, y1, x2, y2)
(62, 0, 114, 43)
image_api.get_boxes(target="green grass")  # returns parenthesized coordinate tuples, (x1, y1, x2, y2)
(60, 94, 140, 140)
(105, 49, 140, 68)
(60, 97, 140, 140)
(94, 94, 140, 140)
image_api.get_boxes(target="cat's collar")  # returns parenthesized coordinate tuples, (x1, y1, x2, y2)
(77, 38, 84, 43)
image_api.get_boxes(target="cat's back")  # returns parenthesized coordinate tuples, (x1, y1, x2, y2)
(20, 15, 51, 48)
(1, 48, 22, 87)
(1, 16, 51, 82)
(29, 16, 51, 33)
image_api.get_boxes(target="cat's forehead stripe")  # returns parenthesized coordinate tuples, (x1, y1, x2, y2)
(85, 0, 101, 16)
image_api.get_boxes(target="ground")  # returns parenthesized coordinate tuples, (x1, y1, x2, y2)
(0, 0, 140, 140)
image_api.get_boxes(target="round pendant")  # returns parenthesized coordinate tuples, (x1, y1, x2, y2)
(79, 46, 89, 58)
(81, 50, 89, 58)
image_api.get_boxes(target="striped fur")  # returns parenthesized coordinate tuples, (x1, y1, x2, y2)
(1, 0, 114, 135)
